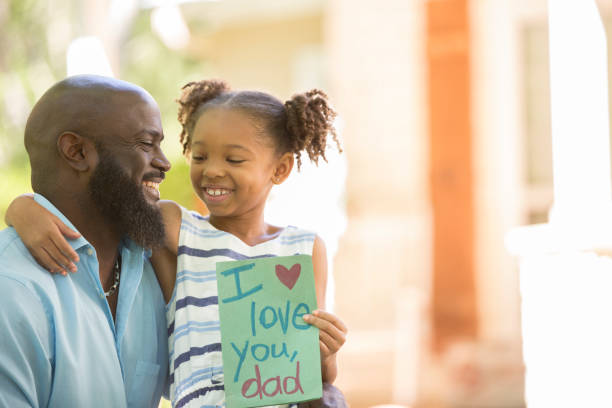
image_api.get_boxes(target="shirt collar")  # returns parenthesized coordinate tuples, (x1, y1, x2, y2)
(34, 193, 90, 252)
(120, 236, 152, 258)
(33, 193, 150, 257)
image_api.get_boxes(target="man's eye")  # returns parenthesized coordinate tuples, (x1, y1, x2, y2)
(141, 141, 154, 148)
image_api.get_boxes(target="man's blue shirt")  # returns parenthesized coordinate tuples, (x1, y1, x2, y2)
(0, 194, 169, 408)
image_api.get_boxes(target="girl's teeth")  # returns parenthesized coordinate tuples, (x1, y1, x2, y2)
(207, 188, 228, 196)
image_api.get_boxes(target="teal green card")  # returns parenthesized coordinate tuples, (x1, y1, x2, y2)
(216, 255, 322, 408)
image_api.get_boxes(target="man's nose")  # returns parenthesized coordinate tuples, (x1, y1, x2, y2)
(152, 151, 171, 173)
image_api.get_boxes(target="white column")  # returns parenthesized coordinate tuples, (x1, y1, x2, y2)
(548, 0, 612, 225)
(507, 1, 612, 406)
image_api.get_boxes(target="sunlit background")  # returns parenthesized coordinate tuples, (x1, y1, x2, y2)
(6, 0, 612, 407)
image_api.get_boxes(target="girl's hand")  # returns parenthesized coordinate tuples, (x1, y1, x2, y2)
(6, 195, 81, 275)
(303, 310, 348, 361)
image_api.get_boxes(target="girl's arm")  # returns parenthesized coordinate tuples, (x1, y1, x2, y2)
(5, 194, 81, 275)
(152, 200, 182, 303)
(5, 194, 182, 303)
(303, 235, 348, 384)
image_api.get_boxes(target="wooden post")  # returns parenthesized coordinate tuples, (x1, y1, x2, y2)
(426, 0, 478, 352)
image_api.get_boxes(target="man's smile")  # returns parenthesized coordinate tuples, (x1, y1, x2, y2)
(142, 180, 161, 200)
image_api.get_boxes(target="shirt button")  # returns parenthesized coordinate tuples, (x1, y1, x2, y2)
(87, 248, 94, 256)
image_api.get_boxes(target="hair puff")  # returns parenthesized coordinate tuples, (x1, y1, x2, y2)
(284, 89, 341, 169)
(177, 79, 230, 154)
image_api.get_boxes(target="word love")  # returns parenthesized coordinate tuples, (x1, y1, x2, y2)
(249, 300, 310, 336)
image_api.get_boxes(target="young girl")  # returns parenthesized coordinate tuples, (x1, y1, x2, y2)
(7, 79, 347, 408)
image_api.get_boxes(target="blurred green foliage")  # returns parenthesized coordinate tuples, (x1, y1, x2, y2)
(0, 1, 206, 228)
(0, 0, 63, 228)
(122, 8, 206, 160)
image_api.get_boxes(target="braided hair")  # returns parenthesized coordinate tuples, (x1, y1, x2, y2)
(176, 79, 341, 168)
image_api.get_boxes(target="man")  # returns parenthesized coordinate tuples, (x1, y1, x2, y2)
(0, 75, 171, 407)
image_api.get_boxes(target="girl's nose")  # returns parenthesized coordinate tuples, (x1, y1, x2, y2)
(203, 162, 225, 178)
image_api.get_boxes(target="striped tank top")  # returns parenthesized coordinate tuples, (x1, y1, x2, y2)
(167, 207, 316, 408)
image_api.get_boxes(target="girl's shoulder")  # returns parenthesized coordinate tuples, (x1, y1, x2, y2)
(273, 225, 318, 255)
(279, 224, 317, 239)
(169, 203, 212, 228)
(158, 201, 226, 242)
(181, 207, 209, 224)
(176, 207, 234, 247)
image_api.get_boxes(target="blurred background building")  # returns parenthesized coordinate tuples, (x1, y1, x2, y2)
(5, 0, 612, 407)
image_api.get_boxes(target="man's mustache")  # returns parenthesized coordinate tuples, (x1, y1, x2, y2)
(143, 171, 166, 181)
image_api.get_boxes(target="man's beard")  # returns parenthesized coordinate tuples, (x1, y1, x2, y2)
(87, 152, 166, 250)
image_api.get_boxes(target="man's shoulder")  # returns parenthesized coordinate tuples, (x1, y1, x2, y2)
(0, 269, 49, 327)
(0, 226, 20, 253)
(0, 227, 53, 288)
(0, 234, 52, 366)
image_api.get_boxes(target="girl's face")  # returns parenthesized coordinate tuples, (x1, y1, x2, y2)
(188, 108, 290, 222)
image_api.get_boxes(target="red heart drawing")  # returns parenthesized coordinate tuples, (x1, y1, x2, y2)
(275, 263, 301, 290)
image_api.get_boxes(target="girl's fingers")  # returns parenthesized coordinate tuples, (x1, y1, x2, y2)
(45, 237, 68, 266)
(319, 329, 343, 355)
(312, 310, 348, 334)
(319, 340, 331, 357)
(31, 251, 58, 275)
(303, 311, 347, 347)
(41, 246, 68, 275)
(55, 218, 81, 241)
(52, 216, 80, 265)
(50, 235, 78, 272)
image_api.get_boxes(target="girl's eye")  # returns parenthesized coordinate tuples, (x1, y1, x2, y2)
(227, 158, 245, 164)
(192, 155, 205, 162)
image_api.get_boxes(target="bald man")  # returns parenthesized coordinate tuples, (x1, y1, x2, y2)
(0, 75, 171, 407)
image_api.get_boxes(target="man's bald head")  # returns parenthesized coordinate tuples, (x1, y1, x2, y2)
(25, 75, 156, 192)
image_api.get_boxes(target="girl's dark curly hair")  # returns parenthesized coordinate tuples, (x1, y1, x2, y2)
(176, 79, 341, 168)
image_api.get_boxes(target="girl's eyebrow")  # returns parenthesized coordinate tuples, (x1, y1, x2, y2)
(225, 144, 252, 152)
(190, 141, 252, 153)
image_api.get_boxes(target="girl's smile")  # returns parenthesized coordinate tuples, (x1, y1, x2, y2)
(201, 185, 233, 202)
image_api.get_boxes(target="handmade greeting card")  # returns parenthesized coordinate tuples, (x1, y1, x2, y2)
(216, 254, 322, 408)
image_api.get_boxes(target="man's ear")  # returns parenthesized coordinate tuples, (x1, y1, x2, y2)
(272, 152, 294, 184)
(57, 132, 97, 172)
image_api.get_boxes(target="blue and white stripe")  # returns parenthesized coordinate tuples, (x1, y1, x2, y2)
(167, 207, 315, 408)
